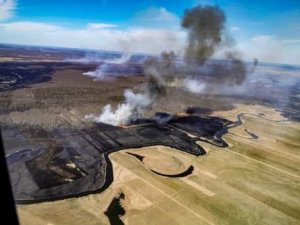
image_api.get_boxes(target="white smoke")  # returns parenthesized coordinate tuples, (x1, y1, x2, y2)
(82, 53, 132, 80)
(103, 53, 132, 64)
(83, 5, 262, 127)
(83, 52, 158, 126)
(83, 64, 110, 80)
(64, 53, 104, 64)
(85, 89, 153, 125)
(184, 78, 206, 93)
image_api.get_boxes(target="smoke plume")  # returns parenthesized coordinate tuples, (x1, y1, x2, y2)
(184, 78, 206, 93)
(181, 5, 225, 65)
(86, 4, 258, 125)
(85, 89, 152, 125)
(64, 52, 106, 64)
(181, 5, 257, 86)
(83, 53, 132, 80)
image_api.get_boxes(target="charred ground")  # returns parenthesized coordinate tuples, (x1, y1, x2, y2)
(1, 45, 299, 206)
(4, 112, 233, 203)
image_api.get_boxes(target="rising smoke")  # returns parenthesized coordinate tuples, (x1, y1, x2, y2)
(85, 89, 152, 125)
(64, 52, 106, 64)
(83, 53, 132, 80)
(85, 52, 176, 125)
(86, 4, 258, 125)
(182, 5, 225, 65)
(181, 5, 257, 86)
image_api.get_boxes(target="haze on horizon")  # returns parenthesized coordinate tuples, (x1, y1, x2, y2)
(0, 0, 299, 66)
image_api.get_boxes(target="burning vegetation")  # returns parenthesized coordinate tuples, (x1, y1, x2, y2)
(86, 4, 257, 126)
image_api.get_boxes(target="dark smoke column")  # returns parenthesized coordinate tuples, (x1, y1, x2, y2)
(182, 5, 225, 65)
(181, 5, 257, 86)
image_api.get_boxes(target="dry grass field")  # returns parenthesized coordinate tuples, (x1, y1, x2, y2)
(0, 69, 144, 128)
(16, 104, 300, 225)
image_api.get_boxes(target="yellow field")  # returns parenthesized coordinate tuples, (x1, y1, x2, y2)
(17, 104, 300, 225)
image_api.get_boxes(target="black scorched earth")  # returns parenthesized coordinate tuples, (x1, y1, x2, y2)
(4, 113, 233, 203)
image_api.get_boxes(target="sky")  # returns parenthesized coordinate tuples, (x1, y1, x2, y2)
(0, 0, 299, 65)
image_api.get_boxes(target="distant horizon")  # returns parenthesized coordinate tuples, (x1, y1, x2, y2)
(0, 0, 299, 66)
(1, 42, 300, 68)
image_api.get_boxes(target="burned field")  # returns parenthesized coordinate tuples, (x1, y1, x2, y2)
(3, 113, 233, 203)
(0, 61, 143, 92)
(0, 61, 97, 92)
(1, 44, 300, 225)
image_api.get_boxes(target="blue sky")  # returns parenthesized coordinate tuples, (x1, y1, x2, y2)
(0, 0, 299, 65)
